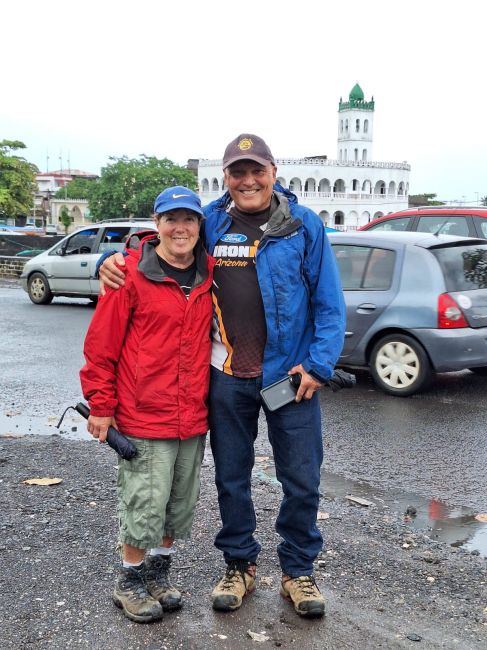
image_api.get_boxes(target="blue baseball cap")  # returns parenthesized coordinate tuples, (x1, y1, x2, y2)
(153, 186, 203, 217)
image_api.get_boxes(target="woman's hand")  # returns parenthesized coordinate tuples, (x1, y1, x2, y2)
(87, 415, 115, 443)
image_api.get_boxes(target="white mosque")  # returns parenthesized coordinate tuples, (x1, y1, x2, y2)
(197, 84, 410, 230)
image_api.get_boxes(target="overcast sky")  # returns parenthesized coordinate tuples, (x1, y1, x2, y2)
(2, 0, 485, 203)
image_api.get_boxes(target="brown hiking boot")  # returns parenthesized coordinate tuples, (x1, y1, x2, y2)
(211, 560, 257, 611)
(145, 554, 182, 611)
(112, 566, 163, 623)
(280, 575, 325, 618)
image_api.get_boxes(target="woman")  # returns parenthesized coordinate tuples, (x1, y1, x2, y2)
(80, 186, 214, 623)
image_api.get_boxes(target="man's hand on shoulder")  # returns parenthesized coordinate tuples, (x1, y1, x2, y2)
(288, 364, 323, 402)
(99, 253, 126, 295)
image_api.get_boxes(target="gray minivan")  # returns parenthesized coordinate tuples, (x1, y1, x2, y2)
(329, 231, 487, 396)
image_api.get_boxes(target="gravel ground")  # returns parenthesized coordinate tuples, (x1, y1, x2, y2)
(1, 433, 486, 650)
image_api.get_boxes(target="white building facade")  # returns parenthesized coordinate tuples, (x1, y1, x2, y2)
(197, 84, 410, 230)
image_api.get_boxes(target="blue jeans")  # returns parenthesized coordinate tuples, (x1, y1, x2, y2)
(209, 367, 323, 577)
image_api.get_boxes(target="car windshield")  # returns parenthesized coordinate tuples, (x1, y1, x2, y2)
(431, 244, 487, 291)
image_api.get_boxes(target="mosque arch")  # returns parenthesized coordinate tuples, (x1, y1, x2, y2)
(362, 180, 372, 194)
(212, 178, 219, 191)
(333, 178, 346, 193)
(201, 178, 209, 192)
(319, 210, 330, 225)
(304, 178, 316, 192)
(388, 181, 396, 196)
(374, 180, 386, 195)
(333, 211, 344, 226)
(289, 177, 302, 192)
(318, 179, 331, 193)
(373, 211, 384, 219)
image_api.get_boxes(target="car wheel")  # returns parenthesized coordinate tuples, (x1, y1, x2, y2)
(469, 366, 487, 376)
(370, 334, 431, 396)
(27, 272, 53, 305)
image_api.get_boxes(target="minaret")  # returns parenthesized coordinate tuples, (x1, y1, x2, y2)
(337, 83, 374, 163)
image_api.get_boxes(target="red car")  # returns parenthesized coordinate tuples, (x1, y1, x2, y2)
(359, 207, 487, 239)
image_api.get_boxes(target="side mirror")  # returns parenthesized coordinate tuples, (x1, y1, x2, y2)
(57, 246, 66, 256)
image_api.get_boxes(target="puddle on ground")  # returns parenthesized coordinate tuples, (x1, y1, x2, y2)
(0, 410, 91, 441)
(254, 460, 487, 558)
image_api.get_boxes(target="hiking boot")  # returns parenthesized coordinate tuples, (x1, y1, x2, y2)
(280, 575, 325, 618)
(145, 554, 182, 611)
(112, 566, 163, 623)
(211, 560, 257, 611)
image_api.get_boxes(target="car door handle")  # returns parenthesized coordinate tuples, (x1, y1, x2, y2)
(80, 262, 88, 267)
(357, 302, 377, 313)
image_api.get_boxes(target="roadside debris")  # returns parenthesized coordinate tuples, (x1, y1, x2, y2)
(345, 495, 374, 507)
(22, 477, 63, 486)
(247, 630, 270, 642)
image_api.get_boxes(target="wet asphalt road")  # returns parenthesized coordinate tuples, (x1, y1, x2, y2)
(2, 279, 487, 531)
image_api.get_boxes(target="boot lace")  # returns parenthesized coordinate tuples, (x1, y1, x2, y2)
(146, 555, 171, 588)
(219, 560, 254, 592)
(292, 575, 319, 597)
(121, 568, 151, 602)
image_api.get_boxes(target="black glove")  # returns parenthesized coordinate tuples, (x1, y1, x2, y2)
(326, 369, 356, 392)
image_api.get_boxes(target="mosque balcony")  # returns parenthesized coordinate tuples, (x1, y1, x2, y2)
(199, 159, 411, 171)
(199, 191, 407, 203)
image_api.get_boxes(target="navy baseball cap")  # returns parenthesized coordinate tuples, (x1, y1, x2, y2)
(223, 134, 275, 169)
(153, 186, 203, 217)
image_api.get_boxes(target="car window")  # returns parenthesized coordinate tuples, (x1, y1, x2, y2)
(333, 245, 395, 290)
(478, 219, 487, 238)
(367, 217, 411, 231)
(64, 229, 98, 255)
(431, 244, 487, 291)
(417, 215, 469, 236)
(98, 226, 133, 252)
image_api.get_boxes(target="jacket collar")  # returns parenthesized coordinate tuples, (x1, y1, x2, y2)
(137, 235, 209, 286)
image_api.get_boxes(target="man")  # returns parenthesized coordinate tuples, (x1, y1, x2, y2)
(99, 134, 345, 618)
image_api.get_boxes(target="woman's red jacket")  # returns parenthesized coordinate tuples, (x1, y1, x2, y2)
(80, 236, 214, 439)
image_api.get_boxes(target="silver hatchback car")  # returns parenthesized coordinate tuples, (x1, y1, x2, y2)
(21, 220, 156, 305)
(328, 231, 487, 396)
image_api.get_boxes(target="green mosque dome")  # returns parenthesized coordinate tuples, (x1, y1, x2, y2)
(349, 83, 364, 101)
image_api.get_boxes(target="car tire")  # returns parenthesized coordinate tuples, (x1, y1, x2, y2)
(370, 333, 431, 396)
(469, 366, 487, 377)
(27, 272, 53, 305)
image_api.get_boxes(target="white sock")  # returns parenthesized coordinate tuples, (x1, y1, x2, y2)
(122, 559, 144, 569)
(149, 546, 174, 556)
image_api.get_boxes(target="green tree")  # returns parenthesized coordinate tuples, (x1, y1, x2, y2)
(59, 206, 71, 233)
(0, 140, 38, 220)
(88, 155, 197, 221)
(55, 177, 97, 201)
(480, 195, 487, 207)
(408, 193, 444, 208)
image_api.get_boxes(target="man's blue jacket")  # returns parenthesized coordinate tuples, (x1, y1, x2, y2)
(202, 184, 345, 387)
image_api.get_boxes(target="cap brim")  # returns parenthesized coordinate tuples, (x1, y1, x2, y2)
(223, 155, 274, 169)
(156, 202, 203, 217)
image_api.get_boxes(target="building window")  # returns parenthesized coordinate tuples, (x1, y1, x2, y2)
(354, 148, 358, 161)
(364, 119, 369, 133)
(340, 120, 343, 133)
(362, 149, 367, 161)
(345, 119, 349, 133)
(356, 119, 360, 132)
